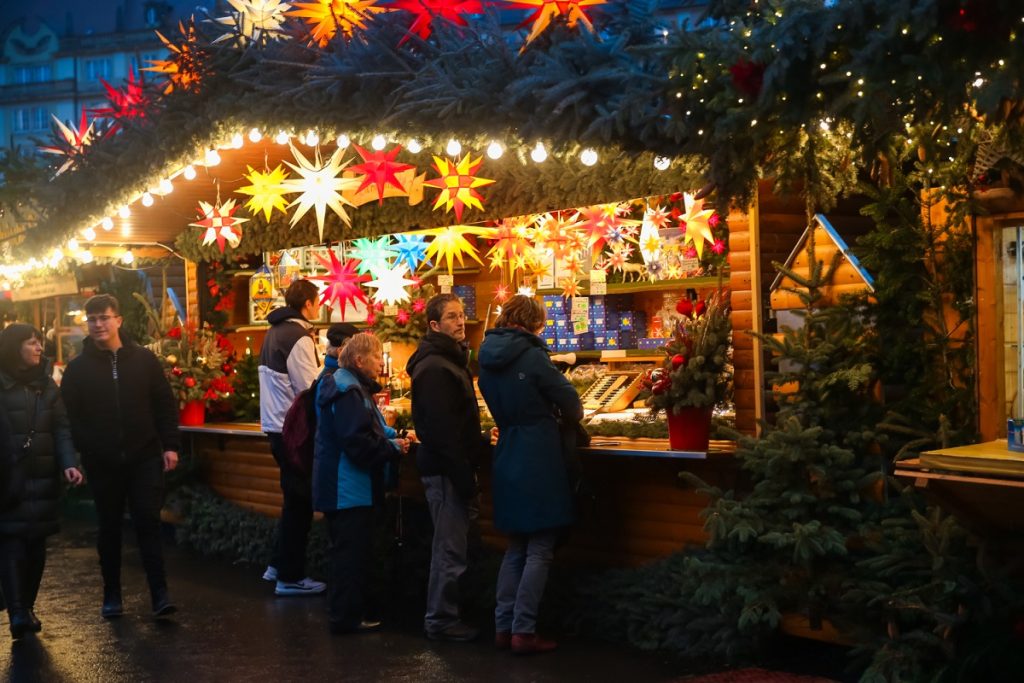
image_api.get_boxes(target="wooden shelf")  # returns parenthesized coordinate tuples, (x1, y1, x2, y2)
(536, 275, 723, 296)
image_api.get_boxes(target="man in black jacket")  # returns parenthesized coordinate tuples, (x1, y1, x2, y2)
(61, 294, 180, 619)
(407, 293, 487, 642)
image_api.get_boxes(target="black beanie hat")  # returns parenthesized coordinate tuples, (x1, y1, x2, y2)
(0, 323, 43, 373)
(326, 323, 359, 348)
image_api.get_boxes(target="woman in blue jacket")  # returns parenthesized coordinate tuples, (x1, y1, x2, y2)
(312, 332, 409, 635)
(478, 295, 582, 655)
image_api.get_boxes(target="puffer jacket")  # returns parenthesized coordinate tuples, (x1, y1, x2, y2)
(0, 359, 78, 538)
(312, 366, 400, 512)
(478, 327, 582, 535)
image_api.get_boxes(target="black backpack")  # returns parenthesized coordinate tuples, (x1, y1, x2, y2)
(281, 377, 321, 476)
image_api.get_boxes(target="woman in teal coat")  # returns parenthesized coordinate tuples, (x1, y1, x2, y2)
(478, 295, 582, 655)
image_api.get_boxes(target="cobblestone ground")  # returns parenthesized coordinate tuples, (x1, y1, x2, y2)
(0, 521, 687, 683)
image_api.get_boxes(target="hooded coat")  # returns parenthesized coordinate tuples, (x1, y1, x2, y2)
(477, 327, 582, 534)
(407, 331, 487, 500)
(258, 306, 319, 434)
(0, 325, 77, 538)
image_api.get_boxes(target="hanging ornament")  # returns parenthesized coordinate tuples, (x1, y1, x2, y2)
(365, 265, 417, 305)
(281, 143, 359, 242)
(213, 0, 289, 45)
(287, 0, 388, 47)
(389, 0, 484, 45)
(424, 153, 495, 221)
(38, 109, 95, 177)
(711, 238, 726, 255)
(679, 193, 716, 259)
(638, 220, 661, 266)
(486, 216, 533, 274)
(418, 225, 493, 275)
(559, 275, 582, 299)
(392, 233, 431, 272)
(493, 283, 511, 303)
(607, 243, 633, 273)
(644, 204, 672, 230)
(143, 19, 206, 96)
(533, 211, 582, 260)
(311, 250, 370, 319)
(347, 236, 397, 277)
(237, 164, 291, 221)
(89, 68, 150, 134)
(347, 144, 415, 205)
(412, 298, 426, 313)
(190, 199, 248, 253)
(577, 204, 620, 250)
(505, 0, 606, 49)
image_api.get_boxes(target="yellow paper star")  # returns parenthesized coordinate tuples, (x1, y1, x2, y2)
(424, 154, 496, 221)
(639, 221, 661, 265)
(236, 164, 291, 221)
(413, 225, 495, 275)
(287, 0, 388, 47)
(281, 144, 360, 242)
(680, 192, 716, 259)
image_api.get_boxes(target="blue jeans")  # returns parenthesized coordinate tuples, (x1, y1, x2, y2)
(494, 531, 558, 635)
(422, 475, 470, 633)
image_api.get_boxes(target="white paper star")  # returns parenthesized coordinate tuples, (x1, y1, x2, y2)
(365, 265, 418, 306)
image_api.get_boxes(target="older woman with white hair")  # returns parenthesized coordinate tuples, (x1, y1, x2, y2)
(312, 332, 409, 635)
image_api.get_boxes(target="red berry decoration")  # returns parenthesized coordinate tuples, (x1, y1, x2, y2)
(695, 300, 707, 317)
(676, 299, 694, 317)
(183, 377, 196, 388)
(671, 354, 685, 369)
(172, 367, 183, 376)
(652, 379, 671, 395)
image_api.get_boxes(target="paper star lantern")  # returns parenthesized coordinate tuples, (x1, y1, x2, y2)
(311, 250, 370, 319)
(347, 236, 396, 277)
(607, 244, 633, 272)
(486, 217, 533, 273)
(712, 238, 726, 255)
(412, 298, 426, 313)
(418, 225, 493, 275)
(639, 221, 661, 265)
(237, 164, 291, 221)
(493, 283, 511, 303)
(347, 144, 414, 205)
(287, 0, 388, 47)
(281, 144, 359, 241)
(395, 308, 411, 325)
(505, 0, 606, 49)
(424, 154, 495, 221)
(680, 193, 716, 259)
(190, 199, 249, 253)
(214, 0, 289, 45)
(559, 275, 582, 299)
(38, 109, 95, 177)
(644, 204, 672, 230)
(534, 211, 582, 260)
(89, 68, 150, 134)
(577, 204, 619, 250)
(144, 20, 206, 96)
(365, 265, 417, 305)
(392, 233, 431, 272)
(389, 0, 484, 45)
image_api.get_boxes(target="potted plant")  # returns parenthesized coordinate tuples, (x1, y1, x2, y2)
(158, 323, 235, 426)
(647, 289, 732, 451)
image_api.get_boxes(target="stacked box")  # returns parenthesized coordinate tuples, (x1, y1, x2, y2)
(638, 337, 667, 351)
(452, 285, 477, 319)
(595, 329, 618, 350)
(618, 330, 638, 349)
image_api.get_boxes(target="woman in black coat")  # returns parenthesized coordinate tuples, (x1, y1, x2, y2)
(0, 324, 82, 639)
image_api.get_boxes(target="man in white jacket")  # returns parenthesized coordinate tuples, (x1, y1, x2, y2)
(258, 279, 325, 596)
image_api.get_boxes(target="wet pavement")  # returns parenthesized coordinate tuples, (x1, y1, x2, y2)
(1, 520, 686, 682)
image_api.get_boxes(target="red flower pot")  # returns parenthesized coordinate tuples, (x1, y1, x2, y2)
(667, 406, 712, 452)
(179, 399, 206, 427)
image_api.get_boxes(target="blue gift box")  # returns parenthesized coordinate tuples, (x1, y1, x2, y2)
(577, 332, 595, 350)
(638, 337, 667, 350)
(618, 330, 638, 348)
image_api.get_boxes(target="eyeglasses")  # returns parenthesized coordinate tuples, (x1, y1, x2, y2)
(86, 314, 118, 325)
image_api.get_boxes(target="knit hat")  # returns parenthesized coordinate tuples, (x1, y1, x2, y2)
(0, 323, 43, 374)
(326, 323, 359, 348)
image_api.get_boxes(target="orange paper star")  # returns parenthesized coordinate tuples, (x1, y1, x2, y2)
(505, 1, 606, 48)
(424, 153, 495, 221)
(143, 19, 206, 95)
(287, 0, 388, 47)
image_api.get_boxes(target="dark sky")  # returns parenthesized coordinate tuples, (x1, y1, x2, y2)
(0, 1, 219, 38)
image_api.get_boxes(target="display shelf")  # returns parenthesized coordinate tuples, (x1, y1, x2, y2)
(557, 349, 664, 363)
(536, 275, 723, 296)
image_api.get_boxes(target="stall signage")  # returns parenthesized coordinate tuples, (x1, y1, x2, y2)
(437, 274, 453, 293)
(10, 274, 78, 302)
(571, 296, 589, 334)
(589, 269, 607, 295)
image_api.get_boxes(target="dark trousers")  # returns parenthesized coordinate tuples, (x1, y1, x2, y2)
(0, 535, 46, 615)
(325, 506, 373, 629)
(88, 456, 167, 595)
(268, 432, 313, 583)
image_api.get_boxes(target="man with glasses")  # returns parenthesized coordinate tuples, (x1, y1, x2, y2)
(61, 294, 180, 619)
(407, 293, 488, 642)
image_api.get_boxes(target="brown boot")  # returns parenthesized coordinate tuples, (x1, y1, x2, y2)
(510, 633, 558, 655)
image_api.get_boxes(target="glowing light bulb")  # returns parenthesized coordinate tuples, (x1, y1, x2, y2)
(305, 130, 319, 146)
(486, 141, 504, 159)
(530, 142, 547, 163)
(231, 132, 244, 148)
(371, 134, 387, 151)
(336, 134, 350, 149)
(158, 178, 173, 194)
(82, 227, 97, 241)
(653, 156, 671, 171)
(121, 250, 135, 265)
(79, 249, 94, 264)
(118, 206, 131, 219)
(407, 139, 422, 153)
(101, 217, 114, 231)
(141, 192, 154, 207)
(446, 139, 462, 156)
(52, 248, 64, 260)
(68, 238, 79, 250)
(248, 128, 262, 143)
(204, 149, 221, 166)
(580, 148, 598, 166)
(275, 131, 289, 145)
(183, 165, 197, 180)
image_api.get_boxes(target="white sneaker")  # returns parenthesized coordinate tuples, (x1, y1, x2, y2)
(262, 566, 278, 582)
(275, 578, 326, 596)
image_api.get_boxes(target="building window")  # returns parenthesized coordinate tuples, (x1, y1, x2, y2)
(12, 107, 49, 132)
(84, 58, 113, 81)
(12, 64, 53, 84)
(134, 51, 165, 72)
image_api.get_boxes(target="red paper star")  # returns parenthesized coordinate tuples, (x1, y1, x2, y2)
(396, 309, 411, 325)
(311, 251, 371, 320)
(389, 0, 484, 45)
(348, 144, 415, 205)
(190, 200, 249, 253)
(89, 68, 151, 134)
(711, 238, 726, 255)
(412, 298, 426, 313)
(493, 283, 510, 303)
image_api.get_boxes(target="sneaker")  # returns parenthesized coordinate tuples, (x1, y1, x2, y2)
(275, 578, 326, 596)
(511, 633, 558, 655)
(262, 566, 278, 582)
(427, 622, 480, 642)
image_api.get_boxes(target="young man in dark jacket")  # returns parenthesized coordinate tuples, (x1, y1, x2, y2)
(258, 279, 325, 596)
(407, 293, 488, 642)
(60, 294, 180, 619)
